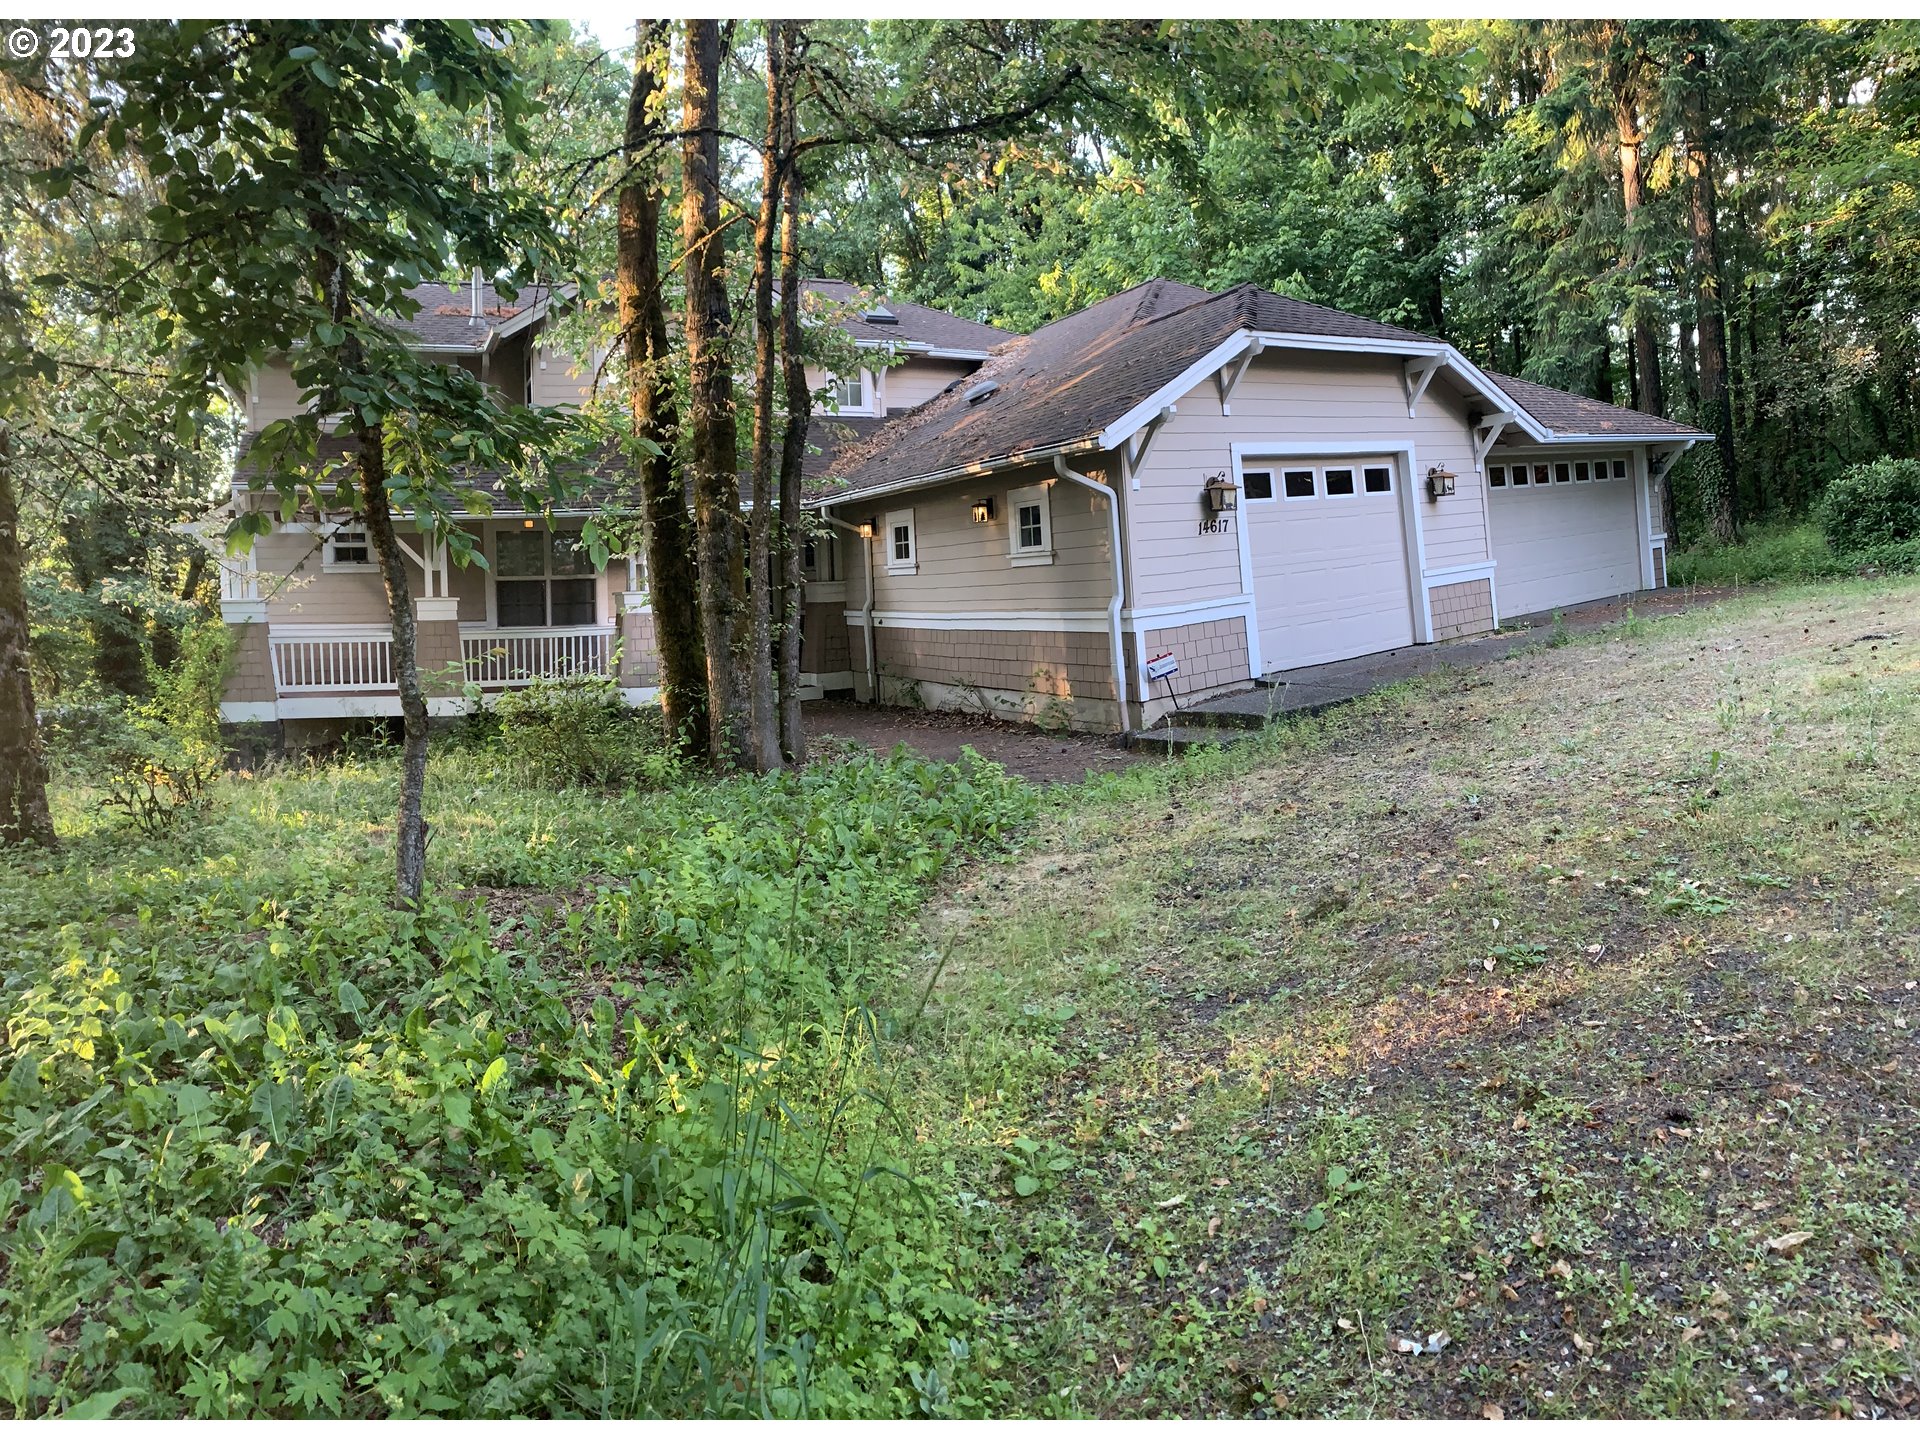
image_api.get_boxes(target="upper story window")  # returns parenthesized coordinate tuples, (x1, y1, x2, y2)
(830, 370, 872, 415)
(1007, 483, 1053, 566)
(884, 508, 917, 575)
(496, 527, 597, 627)
(324, 527, 374, 571)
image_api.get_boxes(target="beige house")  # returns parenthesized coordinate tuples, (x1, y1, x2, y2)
(802, 280, 1709, 732)
(213, 274, 1703, 738)
(210, 278, 1007, 732)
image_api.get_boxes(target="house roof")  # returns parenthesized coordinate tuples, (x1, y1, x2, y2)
(801, 278, 1013, 355)
(1482, 370, 1707, 440)
(379, 279, 558, 353)
(229, 412, 877, 519)
(806, 280, 1707, 505)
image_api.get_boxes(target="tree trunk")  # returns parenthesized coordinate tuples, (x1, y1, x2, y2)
(744, 20, 785, 772)
(776, 23, 809, 766)
(0, 426, 58, 848)
(1615, 99, 1665, 419)
(617, 19, 708, 756)
(291, 79, 431, 902)
(681, 18, 749, 768)
(357, 435, 429, 901)
(1684, 49, 1737, 544)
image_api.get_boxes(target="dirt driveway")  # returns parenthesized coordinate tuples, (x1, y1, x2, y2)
(804, 700, 1143, 784)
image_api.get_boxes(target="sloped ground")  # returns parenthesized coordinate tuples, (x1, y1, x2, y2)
(900, 578, 1920, 1417)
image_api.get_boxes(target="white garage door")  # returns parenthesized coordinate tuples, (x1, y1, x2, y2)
(1243, 455, 1414, 673)
(1488, 455, 1642, 617)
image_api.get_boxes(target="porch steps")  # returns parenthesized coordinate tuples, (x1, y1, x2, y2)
(1122, 723, 1259, 755)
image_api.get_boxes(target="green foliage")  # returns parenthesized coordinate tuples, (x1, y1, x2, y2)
(1666, 521, 1850, 587)
(0, 746, 1037, 1416)
(492, 675, 682, 790)
(1815, 457, 1920, 555)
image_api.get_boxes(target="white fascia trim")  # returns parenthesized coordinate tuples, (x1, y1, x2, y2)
(923, 347, 992, 362)
(845, 609, 1111, 634)
(219, 701, 278, 723)
(806, 439, 1106, 511)
(618, 686, 661, 706)
(277, 695, 405, 719)
(1099, 330, 1556, 453)
(1542, 431, 1712, 444)
(850, 339, 993, 363)
(1424, 560, 1498, 585)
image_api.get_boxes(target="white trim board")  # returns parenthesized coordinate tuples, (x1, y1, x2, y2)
(1424, 560, 1498, 585)
(846, 609, 1112, 634)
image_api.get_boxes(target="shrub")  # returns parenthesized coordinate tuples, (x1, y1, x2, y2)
(1816, 457, 1920, 554)
(492, 673, 680, 789)
(0, 747, 1038, 1417)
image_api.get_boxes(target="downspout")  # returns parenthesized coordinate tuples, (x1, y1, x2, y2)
(824, 515, 877, 701)
(1052, 454, 1130, 732)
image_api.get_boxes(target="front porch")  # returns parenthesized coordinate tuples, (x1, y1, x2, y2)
(228, 621, 654, 721)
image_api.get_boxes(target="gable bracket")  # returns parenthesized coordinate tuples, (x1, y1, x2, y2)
(1471, 411, 1518, 472)
(1647, 442, 1692, 485)
(1215, 339, 1266, 416)
(1402, 355, 1444, 418)
(1124, 405, 1177, 475)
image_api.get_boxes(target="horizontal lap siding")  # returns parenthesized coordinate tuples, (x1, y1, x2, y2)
(884, 358, 975, 412)
(246, 360, 307, 429)
(529, 344, 595, 409)
(1129, 351, 1488, 611)
(844, 464, 1117, 615)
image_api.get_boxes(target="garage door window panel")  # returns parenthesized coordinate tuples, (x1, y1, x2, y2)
(1324, 467, 1357, 497)
(1282, 469, 1316, 500)
(1363, 465, 1393, 494)
(1242, 470, 1276, 502)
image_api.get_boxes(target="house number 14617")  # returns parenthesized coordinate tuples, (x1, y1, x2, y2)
(1197, 515, 1233, 535)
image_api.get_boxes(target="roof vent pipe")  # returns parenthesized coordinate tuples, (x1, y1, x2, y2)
(965, 380, 999, 404)
(470, 267, 482, 324)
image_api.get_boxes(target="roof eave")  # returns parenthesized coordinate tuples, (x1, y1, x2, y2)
(806, 436, 1107, 511)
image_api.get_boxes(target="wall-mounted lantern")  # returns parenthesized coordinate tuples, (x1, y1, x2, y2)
(1202, 472, 1239, 513)
(856, 518, 877, 540)
(1426, 465, 1457, 500)
(970, 497, 996, 524)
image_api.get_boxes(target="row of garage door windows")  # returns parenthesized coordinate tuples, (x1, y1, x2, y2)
(1242, 465, 1394, 501)
(1489, 458, 1632, 488)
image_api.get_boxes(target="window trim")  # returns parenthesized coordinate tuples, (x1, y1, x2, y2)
(1241, 469, 1278, 504)
(1362, 463, 1394, 495)
(1322, 465, 1359, 499)
(828, 368, 876, 417)
(323, 525, 376, 573)
(1007, 483, 1054, 566)
(1280, 467, 1318, 502)
(884, 507, 918, 575)
(493, 525, 600, 628)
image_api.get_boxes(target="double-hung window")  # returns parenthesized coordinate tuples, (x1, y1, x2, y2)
(1007, 483, 1053, 565)
(496, 528, 597, 627)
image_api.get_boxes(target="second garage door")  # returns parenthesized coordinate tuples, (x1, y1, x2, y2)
(1488, 454, 1643, 618)
(1243, 455, 1414, 673)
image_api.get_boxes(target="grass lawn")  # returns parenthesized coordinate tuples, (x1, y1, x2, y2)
(6, 576, 1916, 1417)
(904, 576, 1920, 1418)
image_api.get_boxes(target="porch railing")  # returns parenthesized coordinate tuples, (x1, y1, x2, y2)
(267, 624, 615, 693)
(270, 626, 395, 692)
(461, 626, 615, 688)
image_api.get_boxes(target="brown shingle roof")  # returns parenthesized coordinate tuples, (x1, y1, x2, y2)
(232, 411, 879, 518)
(802, 278, 1012, 353)
(379, 280, 555, 352)
(1482, 371, 1710, 439)
(806, 281, 1704, 504)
